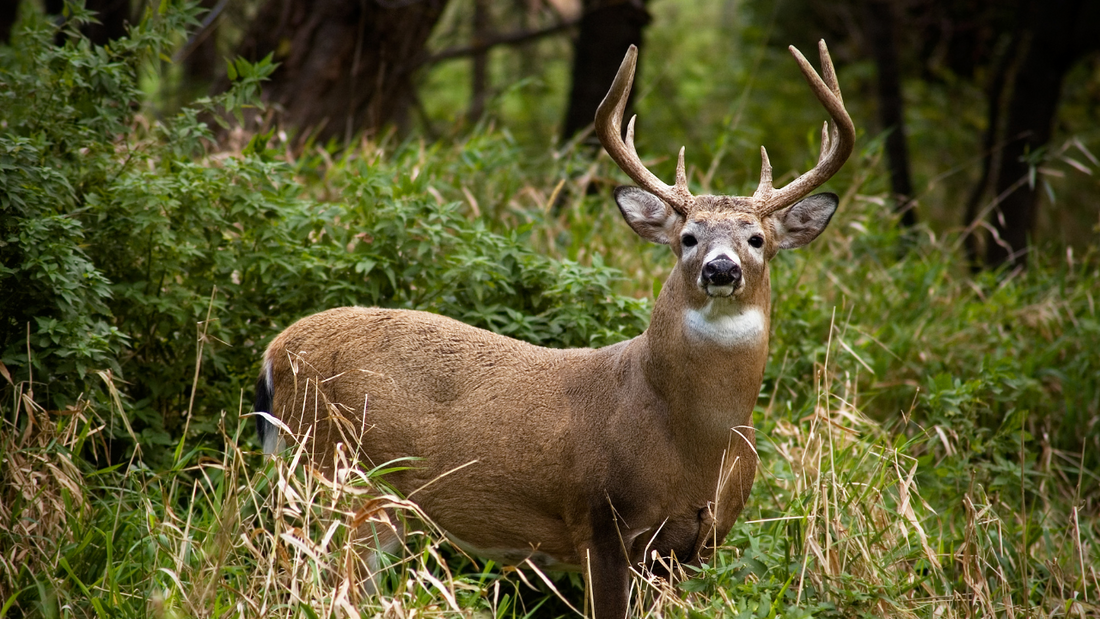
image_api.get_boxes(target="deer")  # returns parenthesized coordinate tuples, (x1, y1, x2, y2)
(254, 40, 854, 618)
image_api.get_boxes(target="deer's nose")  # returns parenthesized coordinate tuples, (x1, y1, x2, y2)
(703, 257, 741, 287)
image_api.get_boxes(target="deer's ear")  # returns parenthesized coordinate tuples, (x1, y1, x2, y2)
(615, 186, 680, 245)
(773, 192, 838, 250)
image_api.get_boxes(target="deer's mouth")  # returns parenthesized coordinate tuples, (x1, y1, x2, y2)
(703, 279, 744, 298)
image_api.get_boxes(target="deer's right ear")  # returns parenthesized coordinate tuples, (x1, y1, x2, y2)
(614, 186, 680, 245)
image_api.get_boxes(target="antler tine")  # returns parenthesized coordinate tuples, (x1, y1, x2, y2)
(624, 115, 641, 158)
(595, 45, 695, 215)
(753, 40, 856, 218)
(818, 122, 831, 165)
(817, 39, 843, 103)
(758, 146, 773, 191)
(675, 147, 688, 189)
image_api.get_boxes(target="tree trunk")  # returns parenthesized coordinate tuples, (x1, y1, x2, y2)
(183, 0, 221, 87)
(962, 21, 1020, 271)
(0, 1, 17, 44)
(561, 0, 650, 143)
(229, 0, 449, 143)
(863, 0, 917, 229)
(985, 0, 1087, 269)
(84, 0, 130, 45)
(468, 0, 491, 123)
(43, 0, 129, 46)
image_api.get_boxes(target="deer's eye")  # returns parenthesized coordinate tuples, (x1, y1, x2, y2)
(681, 234, 698, 248)
(748, 235, 764, 248)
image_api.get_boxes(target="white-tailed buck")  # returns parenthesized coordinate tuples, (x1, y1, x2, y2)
(255, 40, 853, 618)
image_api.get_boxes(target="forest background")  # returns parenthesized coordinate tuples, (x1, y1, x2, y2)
(1, 0, 1098, 617)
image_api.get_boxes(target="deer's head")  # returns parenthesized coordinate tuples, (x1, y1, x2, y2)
(596, 42, 855, 324)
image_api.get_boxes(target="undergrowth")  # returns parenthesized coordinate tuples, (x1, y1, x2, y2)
(2, 2, 1098, 618)
(0, 4, 648, 461)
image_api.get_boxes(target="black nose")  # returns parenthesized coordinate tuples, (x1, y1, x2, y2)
(703, 257, 741, 287)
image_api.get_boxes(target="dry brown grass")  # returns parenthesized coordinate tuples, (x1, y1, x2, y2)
(0, 363, 90, 604)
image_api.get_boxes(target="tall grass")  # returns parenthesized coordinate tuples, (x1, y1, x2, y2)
(3, 170, 1097, 615)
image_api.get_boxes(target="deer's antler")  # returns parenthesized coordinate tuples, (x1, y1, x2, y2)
(595, 45, 696, 215)
(596, 41, 854, 218)
(752, 40, 855, 217)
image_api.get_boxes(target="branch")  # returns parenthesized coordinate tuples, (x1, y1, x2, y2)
(418, 19, 579, 68)
(171, 0, 230, 64)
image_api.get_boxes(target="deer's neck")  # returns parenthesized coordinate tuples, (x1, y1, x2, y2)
(637, 272, 771, 459)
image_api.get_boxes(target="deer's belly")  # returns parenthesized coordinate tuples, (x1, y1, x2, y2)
(446, 534, 580, 570)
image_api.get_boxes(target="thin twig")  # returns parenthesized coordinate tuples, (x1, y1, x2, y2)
(177, 287, 218, 463)
(417, 19, 579, 68)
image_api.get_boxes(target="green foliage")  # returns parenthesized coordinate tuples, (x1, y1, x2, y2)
(746, 192, 1100, 614)
(0, 3, 648, 458)
(765, 199, 1100, 485)
(0, 2, 196, 386)
(316, 142, 648, 348)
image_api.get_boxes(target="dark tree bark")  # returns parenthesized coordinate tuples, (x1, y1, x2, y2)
(84, 0, 129, 45)
(183, 0, 221, 87)
(42, 0, 129, 46)
(561, 0, 650, 143)
(0, 1, 17, 45)
(962, 16, 1022, 270)
(863, 0, 917, 228)
(228, 0, 449, 143)
(468, 0, 491, 123)
(985, 0, 1099, 269)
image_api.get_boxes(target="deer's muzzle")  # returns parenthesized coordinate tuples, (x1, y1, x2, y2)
(702, 257, 741, 288)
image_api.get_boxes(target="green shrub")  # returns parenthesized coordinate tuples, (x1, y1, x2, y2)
(0, 2, 648, 462)
(764, 194, 1100, 506)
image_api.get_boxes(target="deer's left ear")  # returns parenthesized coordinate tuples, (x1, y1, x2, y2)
(615, 186, 680, 245)
(773, 192, 838, 250)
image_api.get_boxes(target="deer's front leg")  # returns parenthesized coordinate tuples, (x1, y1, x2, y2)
(584, 539, 631, 619)
(582, 499, 634, 619)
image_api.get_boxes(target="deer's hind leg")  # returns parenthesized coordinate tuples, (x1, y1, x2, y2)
(347, 502, 406, 599)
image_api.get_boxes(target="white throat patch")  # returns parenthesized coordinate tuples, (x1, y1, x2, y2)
(684, 303, 766, 348)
